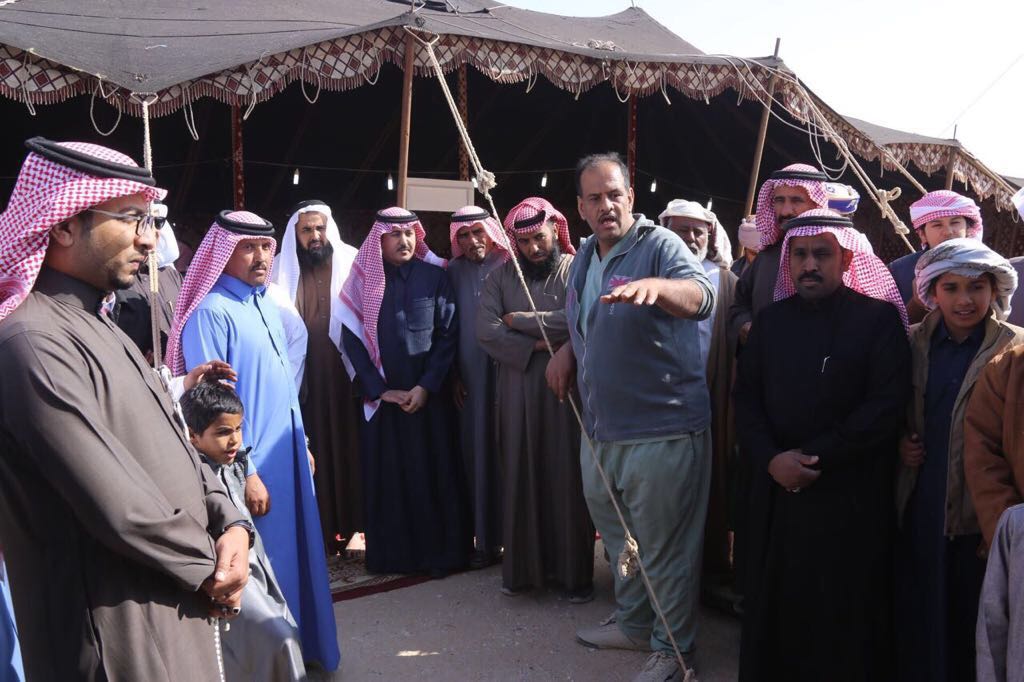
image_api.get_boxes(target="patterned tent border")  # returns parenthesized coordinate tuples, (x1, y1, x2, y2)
(0, 28, 1015, 212)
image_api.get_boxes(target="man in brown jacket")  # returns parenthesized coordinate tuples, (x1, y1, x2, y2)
(965, 346, 1024, 546)
(0, 138, 251, 681)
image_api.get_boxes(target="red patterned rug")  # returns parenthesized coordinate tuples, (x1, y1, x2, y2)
(327, 553, 430, 603)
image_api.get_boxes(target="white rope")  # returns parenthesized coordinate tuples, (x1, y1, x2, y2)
(183, 99, 201, 141)
(17, 50, 36, 116)
(131, 92, 162, 370)
(89, 80, 122, 136)
(300, 47, 323, 104)
(407, 26, 696, 681)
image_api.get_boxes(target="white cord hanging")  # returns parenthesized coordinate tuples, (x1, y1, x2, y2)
(300, 46, 323, 104)
(90, 79, 123, 136)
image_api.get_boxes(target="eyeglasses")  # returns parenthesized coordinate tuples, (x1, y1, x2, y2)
(85, 208, 157, 237)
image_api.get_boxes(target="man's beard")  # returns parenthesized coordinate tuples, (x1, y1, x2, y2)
(297, 241, 334, 268)
(519, 243, 562, 280)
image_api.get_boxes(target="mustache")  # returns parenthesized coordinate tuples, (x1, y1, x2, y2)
(798, 273, 823, 283)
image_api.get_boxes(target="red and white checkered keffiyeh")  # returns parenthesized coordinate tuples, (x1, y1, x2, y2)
(338, 206, 446, 420)
(909, 190, 984, 239)
(755, 163, 829, 250)
(448, 205, 512, 263)
(774, 208, 909, 331)
(0, 142, 166, 323)
(503, 197, 576, 255)
(166, 211, 277, 374)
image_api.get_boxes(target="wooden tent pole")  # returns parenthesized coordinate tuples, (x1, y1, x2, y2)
(397, 33, 416, 207)
(945, 151, 957, 190)
(627, 95, 638, 188)
(231, 104, 245, 210)
(740, 39, 781, 257)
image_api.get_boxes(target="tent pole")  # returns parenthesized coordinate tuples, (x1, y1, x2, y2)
(397, 33, 416, 207)
(945, 151, 957, 190)
(231, 104, 245, 210)
(457, 64, 470, 182)
(740, 39, 781, 257)
(627, 95, 638, 189)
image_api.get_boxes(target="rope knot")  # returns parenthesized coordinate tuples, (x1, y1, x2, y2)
(475, 169, 497, 194)
(617, 533, 641, 579)
(876, 186, 902, 204)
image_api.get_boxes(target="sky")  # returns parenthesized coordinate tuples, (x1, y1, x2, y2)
(504, 0, 1024, 180)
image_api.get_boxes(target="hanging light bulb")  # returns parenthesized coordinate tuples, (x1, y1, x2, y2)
(386, 174, 394, 191)
(540, 173, 548, 188)
(649, 178, 657, 193)
(292, 168, 300, 185)
(706, 198, 713, 210)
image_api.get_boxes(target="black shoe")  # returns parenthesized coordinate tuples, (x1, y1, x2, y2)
(428, 568, 448, 580)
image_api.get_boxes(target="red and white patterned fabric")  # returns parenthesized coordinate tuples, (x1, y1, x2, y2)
(166, 211, 277, 374)
(909, 190, 984, 239)
(448, 205, 512, 263)
(337, 207, 446, 420)
(914, 237, 1018, 321)
(774, 208, 909, 331)
(502, 197, 576, 255)
(754, 163, 829, 250)
(0, 141, 165, 323)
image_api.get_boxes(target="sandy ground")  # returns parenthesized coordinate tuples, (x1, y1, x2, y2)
(318, 544, 740, 681)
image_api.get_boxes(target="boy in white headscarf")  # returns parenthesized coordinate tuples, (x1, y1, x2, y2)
(896, 238, 1023, 681)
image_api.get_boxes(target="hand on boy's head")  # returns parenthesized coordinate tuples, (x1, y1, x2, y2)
(183, 359, 237, 391)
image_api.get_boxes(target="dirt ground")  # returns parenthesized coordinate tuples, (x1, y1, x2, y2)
(319, 544, 740, 681)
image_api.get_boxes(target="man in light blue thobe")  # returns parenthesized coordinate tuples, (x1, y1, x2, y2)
(173, 210, 339, 671)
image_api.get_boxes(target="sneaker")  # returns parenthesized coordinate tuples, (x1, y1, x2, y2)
(632, 651, 684, 682)
(576, 618, 651, 652)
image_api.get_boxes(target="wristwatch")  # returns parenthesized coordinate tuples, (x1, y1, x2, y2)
(222, 520, 256, 548)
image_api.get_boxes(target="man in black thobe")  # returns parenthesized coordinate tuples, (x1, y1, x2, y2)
(734, 211, 911, 681)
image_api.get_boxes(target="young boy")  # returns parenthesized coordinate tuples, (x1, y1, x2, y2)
(181, 382, 307, 682)
(895, 238, 1021, 682)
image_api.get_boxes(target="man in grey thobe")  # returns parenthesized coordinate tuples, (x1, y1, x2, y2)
(446, 206, 513, 568)
(0, 137, 250, 681)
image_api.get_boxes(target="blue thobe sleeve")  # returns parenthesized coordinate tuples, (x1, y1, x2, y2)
(417, 274, 458, 394)
(182, 310, 257, 476)
(342, 325, 388, 400)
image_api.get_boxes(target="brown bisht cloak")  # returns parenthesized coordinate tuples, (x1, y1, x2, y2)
(297, 255, 363, 548)
(0, 267, 243, 681)
(476, 254, 595, 592)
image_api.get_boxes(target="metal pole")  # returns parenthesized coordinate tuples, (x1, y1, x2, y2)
(231, 104, 245, 210)
(945, 151, 957, 190)
(397, 33, 416, 207)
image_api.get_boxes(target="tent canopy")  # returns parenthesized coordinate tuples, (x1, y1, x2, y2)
(0, 0, 1015, 211)
(0, 0, 707, 93)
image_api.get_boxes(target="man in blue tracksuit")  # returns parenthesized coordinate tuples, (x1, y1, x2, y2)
(546, 152, 715, 682)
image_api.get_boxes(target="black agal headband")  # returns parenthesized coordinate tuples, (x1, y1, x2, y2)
(781, 213, 854, 232)
(216, 210, 274, 236)
(25, 136, 156, 186)
(769, 168, 828, 183)
(375, 209, 419, 224)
